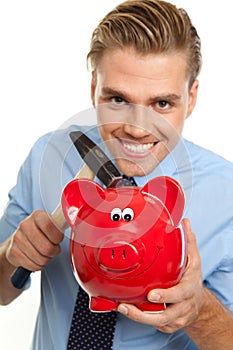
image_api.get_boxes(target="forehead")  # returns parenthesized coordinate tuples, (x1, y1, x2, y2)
(97, 49, 188, 83)
(95, 48, 189, 97)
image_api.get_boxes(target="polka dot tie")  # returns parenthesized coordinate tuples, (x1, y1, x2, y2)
(67, 287, 117, 350)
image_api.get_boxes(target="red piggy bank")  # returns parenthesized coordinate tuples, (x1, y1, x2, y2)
(61, 176, 187, 312)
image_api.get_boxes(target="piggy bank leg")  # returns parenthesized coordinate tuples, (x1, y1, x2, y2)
(90, 296, 118, 312)
(137, 301, 166, 313)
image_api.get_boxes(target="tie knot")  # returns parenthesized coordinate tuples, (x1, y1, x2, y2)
(116, 175, 137, 187)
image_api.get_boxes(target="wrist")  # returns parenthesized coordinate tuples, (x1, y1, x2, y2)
(0, 238, 24, 305)
(1, 237, 17, 269)
(185, 287, 214, 332)
(185, 287, 233, 349)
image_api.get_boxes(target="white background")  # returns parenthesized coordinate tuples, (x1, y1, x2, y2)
(0, 1, 232, 349)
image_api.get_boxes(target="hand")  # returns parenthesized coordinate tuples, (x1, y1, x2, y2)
(6, 210, 64, 272)
(117, 218, 204, 333)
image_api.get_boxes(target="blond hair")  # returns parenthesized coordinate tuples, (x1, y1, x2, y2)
(87, 0, 202, 88)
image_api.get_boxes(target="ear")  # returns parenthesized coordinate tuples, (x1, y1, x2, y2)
(141, 176, 185, 227)
(186, 79, 199, 119)
(91, 71, 96, 107)
(61, 178, 105, 226)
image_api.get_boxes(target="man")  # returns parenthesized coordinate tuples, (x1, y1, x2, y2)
(0, 0, 233, 349)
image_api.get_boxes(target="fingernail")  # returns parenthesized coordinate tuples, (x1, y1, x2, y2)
(118, 304, 128, 315)
(148, 292, 162, 302)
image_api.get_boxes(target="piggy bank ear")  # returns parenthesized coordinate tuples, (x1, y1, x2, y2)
(141, 176, 185, 227)
(61, 178, 105, 225)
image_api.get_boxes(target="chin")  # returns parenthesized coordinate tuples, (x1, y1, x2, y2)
(116, 159, 157, 178)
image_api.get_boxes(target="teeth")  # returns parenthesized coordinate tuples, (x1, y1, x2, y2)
(123, 142, 154, 153)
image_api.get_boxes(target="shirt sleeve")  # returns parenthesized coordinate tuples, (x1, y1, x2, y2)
(0, 135, 49, 243)
(204, 226, 233, 312)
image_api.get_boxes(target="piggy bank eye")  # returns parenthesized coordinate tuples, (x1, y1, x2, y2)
(122, 208, 134, 221)
(111, 208, 122, 221)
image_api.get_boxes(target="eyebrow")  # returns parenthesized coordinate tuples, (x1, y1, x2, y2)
(101, 87, 181, 103)
(101, 87, 128, 100)
(148, 93, 181, 103)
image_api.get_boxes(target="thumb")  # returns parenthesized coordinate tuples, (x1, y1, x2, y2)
(182, 218, 198, 256)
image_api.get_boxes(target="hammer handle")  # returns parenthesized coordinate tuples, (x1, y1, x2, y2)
(11, 164, 94, 289)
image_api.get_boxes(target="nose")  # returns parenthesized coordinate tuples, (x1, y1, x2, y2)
(123, 123, 150, 139)
(96, 236, 145, 273)
(123, 105, 152, 138)
(97, 243, 141, 272)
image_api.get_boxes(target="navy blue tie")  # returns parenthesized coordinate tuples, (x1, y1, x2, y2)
(67, 287, 117, 350)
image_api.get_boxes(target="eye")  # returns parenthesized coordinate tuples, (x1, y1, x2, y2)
(111, 96, 125, 105)
(110, 208, 122, 221)
(122, 208, 134, 221)
(157, 100, 169, 109)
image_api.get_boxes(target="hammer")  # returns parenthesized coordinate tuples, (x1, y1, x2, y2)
(11, 131, 137, 289)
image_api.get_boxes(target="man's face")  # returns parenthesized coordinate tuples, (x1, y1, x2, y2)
(91, 48, 198, 177)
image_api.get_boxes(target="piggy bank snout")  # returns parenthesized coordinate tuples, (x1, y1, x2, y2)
(97, 236, 145, 273)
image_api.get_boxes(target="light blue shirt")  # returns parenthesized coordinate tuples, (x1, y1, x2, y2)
(0, 124, 233, 350)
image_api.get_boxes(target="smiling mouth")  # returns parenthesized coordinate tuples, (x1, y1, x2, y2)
(120, 140, 159, 155)
(82, 244, 163, 279)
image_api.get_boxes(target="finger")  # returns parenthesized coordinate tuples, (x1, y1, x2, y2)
(118, 301, 197, 334)
(117, 303, 165, 326)
(23, 229, 61, 261)
(117, 302, 185, 333)
(33, 210, 64, 244)
(12, 213, 62, 264)
(182, 218, 201, 271)
(18, 244, 51, 271)
(182, 217, 192, 233)
(7, 232, 51, 271)
(148, 281, 189, 305)
(19, 214, 61, 259)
